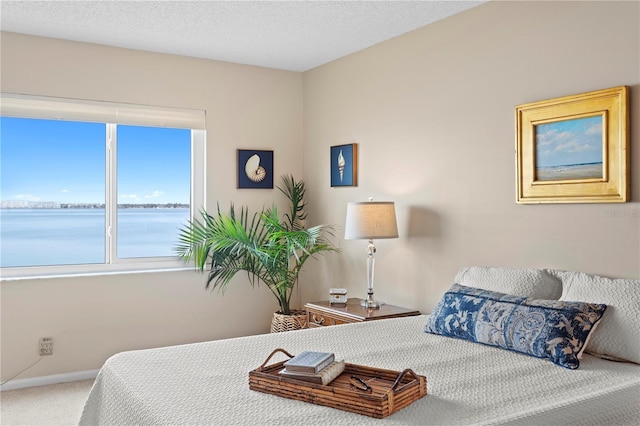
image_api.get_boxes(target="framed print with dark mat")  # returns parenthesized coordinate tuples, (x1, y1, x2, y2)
(331, 143, 357, 187)
(238, 149, 274, 189)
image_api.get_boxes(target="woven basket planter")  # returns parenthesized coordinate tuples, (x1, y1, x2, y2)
(270, 310, 308, 333)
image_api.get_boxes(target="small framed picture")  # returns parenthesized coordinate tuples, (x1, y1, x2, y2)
(330, 143, 358, 187)
(237, 149, 274, 189)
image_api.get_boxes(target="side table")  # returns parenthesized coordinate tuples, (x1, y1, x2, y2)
(305, 298, 420, 328)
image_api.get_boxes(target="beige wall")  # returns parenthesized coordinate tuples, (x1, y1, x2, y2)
(301, 1, 640, 310)
(0, 32, 303, 381)
(1, 0, 639, 382)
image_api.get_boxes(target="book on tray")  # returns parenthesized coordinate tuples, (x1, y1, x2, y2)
(279, 359, 345, 385)
(283, 351, 335, 373)
(279, 351, 344, 385)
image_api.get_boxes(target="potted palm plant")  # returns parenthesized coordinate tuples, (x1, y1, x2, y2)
(175, 175, 338, 332)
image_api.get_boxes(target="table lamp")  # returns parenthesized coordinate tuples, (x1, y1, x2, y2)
(344, 198, 398, 309)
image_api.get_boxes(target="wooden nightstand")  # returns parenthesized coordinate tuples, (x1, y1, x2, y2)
(305, 298, 421, 328)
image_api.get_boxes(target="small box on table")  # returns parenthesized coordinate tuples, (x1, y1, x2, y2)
(329, 288, 347, 304)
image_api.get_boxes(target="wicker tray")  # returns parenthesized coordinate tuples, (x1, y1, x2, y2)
(249, 348, 428, 419)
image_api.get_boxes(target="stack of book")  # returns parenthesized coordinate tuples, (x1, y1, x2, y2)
(279, 351, 345, 385)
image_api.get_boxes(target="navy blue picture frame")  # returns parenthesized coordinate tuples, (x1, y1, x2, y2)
(237, 149, 274, 189)
(330, 143, 357, 187)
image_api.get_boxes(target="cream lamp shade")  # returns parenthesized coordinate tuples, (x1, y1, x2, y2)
(344, 201, 398, 240)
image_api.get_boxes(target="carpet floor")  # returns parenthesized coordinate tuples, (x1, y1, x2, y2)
(0, 379, 94, 426)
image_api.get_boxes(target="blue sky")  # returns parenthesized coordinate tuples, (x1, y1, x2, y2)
(1, 117, 190, 204)
(535, 115, 603, 168)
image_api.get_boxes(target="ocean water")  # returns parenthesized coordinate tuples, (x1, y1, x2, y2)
(0, 208, 190, 268)
(535, 162, 603, 181)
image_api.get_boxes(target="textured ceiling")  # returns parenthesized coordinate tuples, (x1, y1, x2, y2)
(0, 1, 486, 72)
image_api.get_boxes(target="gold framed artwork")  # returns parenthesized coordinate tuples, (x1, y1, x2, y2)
(515, 86, 629, 204)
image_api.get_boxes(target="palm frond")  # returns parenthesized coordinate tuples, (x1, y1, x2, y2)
(277, 174, 307, 231)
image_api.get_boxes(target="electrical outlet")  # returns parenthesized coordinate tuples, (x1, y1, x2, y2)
(39, 337, 54, 356)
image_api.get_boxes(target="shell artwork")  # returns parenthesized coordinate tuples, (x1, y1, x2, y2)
(244, 153, 267, 183)
(337, 149, 346, 181)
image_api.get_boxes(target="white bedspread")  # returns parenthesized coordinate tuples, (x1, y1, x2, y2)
(79, 315, 640, 425)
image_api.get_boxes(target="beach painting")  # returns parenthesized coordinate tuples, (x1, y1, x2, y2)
(534, 115, 604, 181)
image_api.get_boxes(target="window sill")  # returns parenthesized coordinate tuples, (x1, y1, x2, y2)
(0, 261, 195, 281)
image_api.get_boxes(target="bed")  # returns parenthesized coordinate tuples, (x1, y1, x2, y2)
(79, 267, 640, 425)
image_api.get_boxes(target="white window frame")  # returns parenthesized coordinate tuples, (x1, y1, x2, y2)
(0, 93, 206, 279)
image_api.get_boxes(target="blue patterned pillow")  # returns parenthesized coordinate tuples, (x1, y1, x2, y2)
(424, 284, 607, 369)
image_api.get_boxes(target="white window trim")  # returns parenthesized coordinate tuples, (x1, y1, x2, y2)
(0, 93, 206, 280)
(1, 93, 206, 129)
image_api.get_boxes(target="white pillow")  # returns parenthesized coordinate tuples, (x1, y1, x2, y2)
(454, 266, 562, 299)
(560, 271, 640, 364)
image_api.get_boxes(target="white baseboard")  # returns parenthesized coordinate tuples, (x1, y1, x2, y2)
(0, 369, 99, 391)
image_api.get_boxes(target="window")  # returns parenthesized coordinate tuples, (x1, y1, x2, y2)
(1, 118, 107, 267)
(116, 125, 191, 259)
(0, 94, 205, 278)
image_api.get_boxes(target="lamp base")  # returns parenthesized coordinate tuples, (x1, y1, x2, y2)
(361, 298, 383, 309)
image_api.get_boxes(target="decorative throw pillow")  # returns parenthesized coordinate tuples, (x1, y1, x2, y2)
(424, 284, 607, 369)
(560, 272, 640, 364)
(454, 266, 562, 300)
